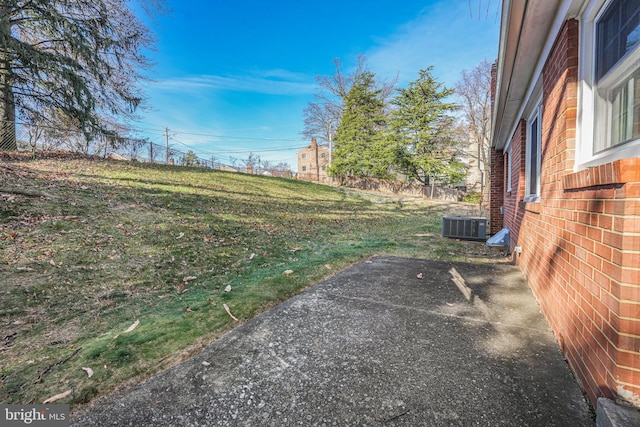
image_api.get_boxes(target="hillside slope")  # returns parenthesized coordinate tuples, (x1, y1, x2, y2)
(0, 154, 491, 407)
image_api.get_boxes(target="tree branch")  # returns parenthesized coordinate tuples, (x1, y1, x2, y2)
(0, 186, 55, 198)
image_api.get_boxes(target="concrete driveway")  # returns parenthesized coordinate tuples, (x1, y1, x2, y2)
(72, 256, 593, 426)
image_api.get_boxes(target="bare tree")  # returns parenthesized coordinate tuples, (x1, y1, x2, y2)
(303, 55, 397, 144)
(454, 60, 493, 198)
(240, 152, 257, 173)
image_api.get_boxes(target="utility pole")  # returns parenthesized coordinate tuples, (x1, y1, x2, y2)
(165, 127, 169, 164)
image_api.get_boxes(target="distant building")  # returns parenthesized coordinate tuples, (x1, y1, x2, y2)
(459, 133, 488, 194)
(297, 138, 330, 184)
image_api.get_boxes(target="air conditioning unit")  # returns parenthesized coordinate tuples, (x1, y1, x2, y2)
(442, 216, 487, 241)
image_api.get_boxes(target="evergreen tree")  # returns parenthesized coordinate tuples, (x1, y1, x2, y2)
(390, 67, 465, 187)
(302, 55, 396, 146)
(331, 71, 394, 180)
(0, 0, 161, 150)
(182, 150, 199, 167)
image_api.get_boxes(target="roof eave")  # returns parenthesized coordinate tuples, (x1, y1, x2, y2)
(491, 0, 565, 151)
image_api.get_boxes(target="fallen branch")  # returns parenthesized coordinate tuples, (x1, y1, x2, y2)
(383, 408, 410, 423)
(223, 303, 238, 321)
(123, 319, 140, 333)
(0, 186, 55, 198)
(0, 164, 25, 173)
(43, 389, 72, 404)
(35, 347, 82, 384)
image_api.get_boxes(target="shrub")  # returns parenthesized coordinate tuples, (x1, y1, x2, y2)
(462, 192, 482, 204)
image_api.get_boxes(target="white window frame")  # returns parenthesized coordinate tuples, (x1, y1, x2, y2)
(525, 102, 543, 202)
(577, 0, 640, 169)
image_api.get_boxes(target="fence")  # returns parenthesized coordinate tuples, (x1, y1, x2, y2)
(0, 120, 234, 171)
(339, 175, 464, 201)
(296, 172, 330, 184)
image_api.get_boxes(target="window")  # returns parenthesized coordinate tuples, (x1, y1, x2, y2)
(302, 166, 307, 172)
(301, 153, 307, 159)
(505, 145, 512, 193)
(321, 152, 327, 158)
(578, 0, 640, 167)
(526, 104, 542, 201)
(595, 0, 640, 152)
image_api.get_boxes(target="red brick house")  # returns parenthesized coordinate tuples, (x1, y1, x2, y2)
(490, 0, 640, 408)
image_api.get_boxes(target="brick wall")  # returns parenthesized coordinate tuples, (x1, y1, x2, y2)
(548, 159, 640, 407)
(489, 147, 504, 234)
(502, 19, 640, 407)
(502, 120, 526, 249)
(489, 61, 502, 234)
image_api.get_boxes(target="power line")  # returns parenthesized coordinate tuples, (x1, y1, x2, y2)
(130, 123, 302, 140)
(174, 133, 303, 142)
(467, 0, 499, 21)
(168, 135, 305, 157)
(210, 145, 308, 154)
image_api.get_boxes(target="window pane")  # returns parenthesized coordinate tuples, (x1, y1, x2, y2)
(529, 117, 538, 196)
(623, 18, 640, 51)
(506, 149, 512, 192)
(623, 0, 640, 50)
(597, 0, 640, 80)
(607, 69, 640, 148)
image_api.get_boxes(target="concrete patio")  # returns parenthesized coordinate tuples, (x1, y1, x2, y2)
(72, 256, 594, 426)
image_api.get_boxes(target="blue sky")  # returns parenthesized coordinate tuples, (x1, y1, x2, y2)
(134, 0, 500, 168)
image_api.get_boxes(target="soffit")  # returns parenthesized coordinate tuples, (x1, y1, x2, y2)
(491, 0, 563, 150)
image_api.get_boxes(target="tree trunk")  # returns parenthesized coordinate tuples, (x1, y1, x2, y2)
(0, 10, 17, 151)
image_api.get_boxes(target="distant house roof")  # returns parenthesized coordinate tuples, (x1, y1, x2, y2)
(106, 152, 128, 161)
(217, 165, 238, 172)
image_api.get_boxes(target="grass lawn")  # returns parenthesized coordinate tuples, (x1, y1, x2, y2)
(0, 153, 499, 408)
